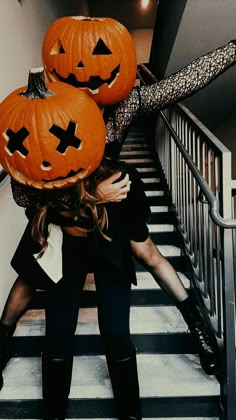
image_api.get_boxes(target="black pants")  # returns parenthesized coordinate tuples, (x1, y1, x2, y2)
(44, 233, 134, 361)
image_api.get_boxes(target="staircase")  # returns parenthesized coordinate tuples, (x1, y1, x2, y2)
(0, 123, 220, 419)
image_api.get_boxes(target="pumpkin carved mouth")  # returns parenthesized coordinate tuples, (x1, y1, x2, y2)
(53, 64, 120, 92)
(42, 167, 86, 182)
(6, 159, 91, 189)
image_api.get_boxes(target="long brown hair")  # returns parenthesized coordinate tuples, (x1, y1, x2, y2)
(31, 157, 120, 256)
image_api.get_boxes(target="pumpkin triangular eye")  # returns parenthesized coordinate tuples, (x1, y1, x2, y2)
(50, 39, 65, 55)
(92, 39, 112, 55)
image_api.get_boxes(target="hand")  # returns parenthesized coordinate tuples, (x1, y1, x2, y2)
(96, 172, 131, 203)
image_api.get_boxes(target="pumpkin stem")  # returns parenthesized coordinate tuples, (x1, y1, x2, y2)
(20, 67, 55, 99)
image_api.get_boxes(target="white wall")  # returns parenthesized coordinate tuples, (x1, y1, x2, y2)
(0, 178, 27, 313)
(0, 0, 70, 314)
(130, 29, 153, 63)
(162, 0, 236, 174)
(214, 114, 236, 180)
(0, 0, 58, 100)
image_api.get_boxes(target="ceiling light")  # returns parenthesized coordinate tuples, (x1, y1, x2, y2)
(140, 0, 150, 10)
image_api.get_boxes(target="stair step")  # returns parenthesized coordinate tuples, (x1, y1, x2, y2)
(15, 306, 190, 337)
(135, 271, 190, 289)
(142, 177, 160, 183)
(148, 224, 174, 232)
(151, 244, 182, 256)
(136, 167, 157, 173)
(29, 271, 190, 310)
(13, 305, 195, 355)
(147, 195, 171, 206)
(0, 355, 220, 417)
(13, 333, 194, 356)
(120, 150, 152, 156)
(0, 398, 220, 419)
(122, 143, 151, 150)
(150, 231, 179, 246)
(7, 418, 217, 420)
(150, 205, 169, 213)
(125, 135, 146, 140)
(122, 158, 153, 164)
(146, 190, 164, 197)
(82, 271, 190, 291)
(0, 354, 220, 400)
(135, 257, 187, 273)
(144, 183, 164, 191)
(148, 211, 175, 223)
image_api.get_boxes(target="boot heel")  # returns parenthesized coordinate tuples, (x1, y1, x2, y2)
(177, 296, 219, 375)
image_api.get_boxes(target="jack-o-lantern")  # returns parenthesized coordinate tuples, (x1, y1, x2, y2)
(0, 68, 106, 190)
(42, 16, 137, 106)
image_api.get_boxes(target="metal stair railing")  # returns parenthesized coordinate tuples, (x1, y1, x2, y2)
(138, 63, 236, 420)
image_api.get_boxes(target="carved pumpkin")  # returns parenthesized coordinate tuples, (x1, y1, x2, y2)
(42, 16, 137, 106)
(0, 68, 106, 190)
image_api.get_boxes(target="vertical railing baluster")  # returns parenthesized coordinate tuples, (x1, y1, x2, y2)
(155, 102, 236, 419)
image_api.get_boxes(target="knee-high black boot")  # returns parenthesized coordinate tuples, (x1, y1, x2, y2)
(106, 350, 142, 420)
(42, 353, 73, 420)
(0, 323, 15, 390)
(177, 296, 219, 375)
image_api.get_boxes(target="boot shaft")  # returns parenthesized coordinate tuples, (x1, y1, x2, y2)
(106, 351, 142, 420)
(42, 354, 73, 420)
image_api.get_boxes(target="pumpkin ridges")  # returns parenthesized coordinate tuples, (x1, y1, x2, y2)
(1, 99, 32, 179)
(0, 70, 106, 189)
(42, 16, 137, 106)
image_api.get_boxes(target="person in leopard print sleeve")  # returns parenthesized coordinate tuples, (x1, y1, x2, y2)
(1, 39, 236, 417)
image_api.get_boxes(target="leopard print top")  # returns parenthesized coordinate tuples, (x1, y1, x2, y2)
(11, 41, 236, 208)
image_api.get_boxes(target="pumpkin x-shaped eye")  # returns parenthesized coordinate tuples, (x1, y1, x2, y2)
(49, 121, 81, 154)
(92, 39, 112, 55)
(4, 127, 29, 157)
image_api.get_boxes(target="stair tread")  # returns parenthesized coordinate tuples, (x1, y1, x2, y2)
(35, 271, 189, 292)
(148, 244, 182, 256)
(148, 223, 174, 232)
(122, 144, 151, 150)
(15, 306, 192, 336)
(0, 354, 219, 400)
(120, 150, 152, 156)
(142, 177, 160, 183)
(136, 167, 157, 172)
(146, 190, 164, 196)
(150, 205, 169, 212)
(122, 158, 153, 163)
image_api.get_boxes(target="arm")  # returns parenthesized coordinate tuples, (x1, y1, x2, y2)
(139, 41, 236, 114)
(105, 41, 236, 159)
(96, 172, 131, 203)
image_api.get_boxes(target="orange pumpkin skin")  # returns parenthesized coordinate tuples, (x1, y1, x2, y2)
(0, 69, 106, 190)
(42, 16, 137, 106)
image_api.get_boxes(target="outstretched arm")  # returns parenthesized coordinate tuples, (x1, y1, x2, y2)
(105, 41, 236, 159)
(139, 41, 236, 113)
